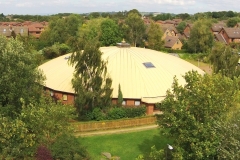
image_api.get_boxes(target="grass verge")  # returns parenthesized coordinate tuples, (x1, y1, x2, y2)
(78, 128, 172, 160)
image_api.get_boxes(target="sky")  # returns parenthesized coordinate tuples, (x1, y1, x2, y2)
(0, 0, 239, 15)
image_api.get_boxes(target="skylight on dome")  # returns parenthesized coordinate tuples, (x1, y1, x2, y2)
(143, 62, 155, 68)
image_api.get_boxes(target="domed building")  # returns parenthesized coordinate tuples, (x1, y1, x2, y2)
(38, 44, 205, 114)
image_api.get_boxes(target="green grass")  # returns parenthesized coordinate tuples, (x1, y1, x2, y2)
(78, 128, 172, 160)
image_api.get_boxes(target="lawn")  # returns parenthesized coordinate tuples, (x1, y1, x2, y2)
(78, 128, 172, 160)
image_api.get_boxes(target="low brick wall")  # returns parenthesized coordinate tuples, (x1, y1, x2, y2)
(72, 116, 157, 132)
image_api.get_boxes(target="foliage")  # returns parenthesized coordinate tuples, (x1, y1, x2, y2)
(69, 39, 113, 116)
(124, 106, 146, 118)
(100, 18, 122, 46)
(40, 14, 83, 46)
(85, 107, 106, 121)
(124, 12, 146, 47)
(106, 105, 146, 120)
(117, 84, 123, 107)
(0, 96, 87, 159)
(106, 107, 126, 120)
(42, 43, 70, 59)
(209, 42, 240, 78)
(187, 19, 214, 53)
(176, 21, 187, 34)
(227, 17, 240, 27)
(146, 21, 164, 50)
(50, 134, 90, 160)
(152, 13, 174, 21)
(35, 145, 53, 160)
(215, 109, 240, 159)
(157, 71, 240, 159)
(77, 18, 105, 46)
(0, 35, 44, 116)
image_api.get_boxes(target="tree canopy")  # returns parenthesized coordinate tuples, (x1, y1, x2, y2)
(157, 71, 240, 159)
(69, 39, 113, 116)
(209, 42, 240, 78)
(187, 19, 214, 53)
(0, 35, 44, 116)
(124, 12, 145, 47)
(146, 21, 164, 50)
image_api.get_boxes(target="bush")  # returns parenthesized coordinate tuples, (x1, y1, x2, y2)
(50, 134, 90, 160)
(85, 108, 106, 121)
(124, 105, 146, 118)
(106, 107, 126, 120)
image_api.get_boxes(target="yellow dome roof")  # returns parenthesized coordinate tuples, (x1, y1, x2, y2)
(38, 46, 205, 103)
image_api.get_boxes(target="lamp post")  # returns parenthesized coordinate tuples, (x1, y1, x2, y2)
(166, 144, 173, 160)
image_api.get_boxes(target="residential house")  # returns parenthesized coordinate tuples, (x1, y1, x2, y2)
(218, 27, 240, 44)
(211, 22, 226, 34)
(183, 24, 193, 39)
(164, 36, 183, 50)
(159, 23, 178, 39)
(0, 26, 28, 37)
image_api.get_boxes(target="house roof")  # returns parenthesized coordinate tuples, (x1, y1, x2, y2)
(214, 33, 227, 44)
(212, 23, 226, 32)
(0, 26, 28, 36)
(159, 23, 178, 33)
(38, 46, 205, 103)
(223, 28, 240, 38)
(164, 36, 180, 48)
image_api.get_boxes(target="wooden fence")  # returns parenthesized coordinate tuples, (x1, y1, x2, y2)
(72, 116, 157, 132)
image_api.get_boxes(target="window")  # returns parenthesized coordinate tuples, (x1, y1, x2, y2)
(50, 91, 54, 97)
(63, 94, 68, 101)
(143, 62, 155, 68)
(122, 100, 126, 105)
(20, 28, 24, 33)
(135, 100, 141, 106)
(3, 28, 6, 33)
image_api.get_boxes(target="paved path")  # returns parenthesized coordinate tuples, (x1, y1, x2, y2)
(75, 124, 159, 137)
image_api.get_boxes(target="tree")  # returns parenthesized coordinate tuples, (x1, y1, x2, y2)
(117, 84, 123, 107)
(176, 21, 187, 34)
(157, 71, 240, 159)
(187, 19, 214, 53)
(124, 12, 145, 47)
(147, 21, 164, 50)
(69, 39, 113, 116)
(0, 35, 44, 116)
(209, 42, 240, 78)
(0, 96, 87, 159)
(99, 18, 122, 46)
(227, 17, 240, 27)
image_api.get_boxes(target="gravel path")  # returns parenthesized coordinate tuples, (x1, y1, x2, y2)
(75, 124, 159, 137)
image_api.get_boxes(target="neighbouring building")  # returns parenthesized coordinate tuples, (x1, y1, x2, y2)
(164, 36, 183, 50)
(38, 43, 205, 115)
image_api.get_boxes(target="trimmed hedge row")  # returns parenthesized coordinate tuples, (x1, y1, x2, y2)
(84, 105, 146, 121)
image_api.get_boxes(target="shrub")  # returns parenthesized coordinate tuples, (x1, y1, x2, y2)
(85, 108, 106, 121)
(106, 107, 126, 120)
(124, 105, 146, 118)
(50, 134, 90, 160)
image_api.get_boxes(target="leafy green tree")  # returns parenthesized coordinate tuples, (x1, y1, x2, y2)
(40, 14, 83, 46)
(216, 109, 240, 160)
(176, 21, 187, 34)
(147, 21, 164, 50)
(227, 17, 240, 27)
(0, 96, 82, 159)
(124, 12, 145, 47)
(209, 42, 240, 78)
(117, 84, 123, 107)
(100, 18, 122, 46)
(187, 19, 214, 53)
(157, 71, 240, 160)
(0, 36, 44, 116)
(69, 39, 113, 116)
